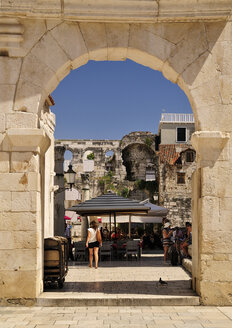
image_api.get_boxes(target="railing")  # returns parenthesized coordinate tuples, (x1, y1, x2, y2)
(160, 113, 194, 123)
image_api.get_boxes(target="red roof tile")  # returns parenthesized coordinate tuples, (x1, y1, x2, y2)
(159, 144, 191, 165)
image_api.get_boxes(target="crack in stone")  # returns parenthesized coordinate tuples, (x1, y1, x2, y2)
(13, 57, 23, 111)
(78, 23, 90, 67)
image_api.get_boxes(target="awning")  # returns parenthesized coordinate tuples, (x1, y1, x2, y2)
(67, 191, 150, 216)
(101, 216, 162, 224)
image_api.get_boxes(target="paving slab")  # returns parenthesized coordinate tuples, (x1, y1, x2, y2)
(38, 252, 199, 306)
(0, 306, 231, 328)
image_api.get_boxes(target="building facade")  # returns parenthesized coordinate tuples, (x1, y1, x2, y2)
(158, 114, 196, 226)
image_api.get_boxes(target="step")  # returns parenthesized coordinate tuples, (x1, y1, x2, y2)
(37, 294, 200, 307)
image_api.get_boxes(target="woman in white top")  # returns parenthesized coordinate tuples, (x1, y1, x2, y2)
(86, 220, 102, 269)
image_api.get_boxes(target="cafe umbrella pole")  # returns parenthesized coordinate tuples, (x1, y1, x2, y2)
(114, 212, 116, 237)
(109, 212, 111, 240)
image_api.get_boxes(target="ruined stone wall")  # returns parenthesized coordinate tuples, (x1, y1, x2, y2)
(159, 147, 196, 227)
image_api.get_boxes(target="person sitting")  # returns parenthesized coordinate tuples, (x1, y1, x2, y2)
(103, 226, 109, 240)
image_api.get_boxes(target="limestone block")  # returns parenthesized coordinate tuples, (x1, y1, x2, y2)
(0, 57, 22, 84)
(201, 231, 232, 254)
(6, 112, 37, 129)
(199, 281, 232, 306)
(196, 104, 232, 131)
(0, 113, 5, 133)
(205, 22, 231, 43)
(0, 191, 11, 211)
(201, 260, 232, 282)
(200, 163, 232, 198)
(18, 19, 47, 56)
(0, 211, 38, 231)
(168, 23, 208, 75)
(4, 128, 51, 154)
(190, 78, 221, 110)
(219, 42, 232, 76)
(191, 131, 230, 168)
(0, 152, 9, 173)
(0, 249, 37, 271)
(46, 19, 62, 31)
(11, 152, 39, 172)
(219, 198, 232, 230)
(162, 61, 179, 83)
(0, 231, 38, 249)
(219, 75, 232, 105)
(145, 23, 195, 45)
(128, 24, 175, 70)
(0, 269, 40, 298)
(20, 53, 59, 94)
(13, 79, 42, 113)
(106, 23, 129, 61)
(50, 22, 89, 70)
(0, 85, 16, 113)
(200, 196, 220, 231)
(12, 191, 40, 212)
(181, 51, 219, 89)
(213, 254, 229, 261)
(79, 23, 107, 61)
(0, 172, 40, 192)
(31, 32, 71, 82)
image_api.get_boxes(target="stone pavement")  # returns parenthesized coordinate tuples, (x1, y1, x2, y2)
(0, 305, 232, 328)
(39, 252, 199, 306)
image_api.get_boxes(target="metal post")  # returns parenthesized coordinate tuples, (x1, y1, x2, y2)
(114, 212, 116, 235)
(109, 212, 111, 240)
(129, 214, 131, 239)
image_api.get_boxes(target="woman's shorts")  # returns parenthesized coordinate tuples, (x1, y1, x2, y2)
(88, 241, 99, 248)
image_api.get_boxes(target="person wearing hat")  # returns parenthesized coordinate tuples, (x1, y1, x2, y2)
(162, 221, 173, 263)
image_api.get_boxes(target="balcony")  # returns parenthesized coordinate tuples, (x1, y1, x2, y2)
(160, 113, 194, 123)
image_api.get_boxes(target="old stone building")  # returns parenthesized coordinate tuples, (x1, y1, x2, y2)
(158, 113, 196, 226)
(1, 1, 232, 305)
(56, 117, 195, 228)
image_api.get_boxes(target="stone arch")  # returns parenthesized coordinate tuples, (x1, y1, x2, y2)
(14, 21, 226, 131)
(2, 18, 232, 305)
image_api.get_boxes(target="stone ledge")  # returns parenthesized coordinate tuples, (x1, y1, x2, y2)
(36, 295, 200, 307)
(1, 128, 51, 153)
(182, 258, 192, 275)
(191, 131, 230, 168)
(0, 0, 231, 23)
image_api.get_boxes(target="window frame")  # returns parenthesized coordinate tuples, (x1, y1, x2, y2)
(176, 127, 187, 143)
(186, 150, 195, 163)
(177, 172, 185, 184)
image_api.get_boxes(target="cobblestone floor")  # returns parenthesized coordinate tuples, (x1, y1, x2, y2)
(0, 305, 232, 328)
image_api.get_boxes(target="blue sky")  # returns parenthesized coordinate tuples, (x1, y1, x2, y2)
(52, 59, 192, 140)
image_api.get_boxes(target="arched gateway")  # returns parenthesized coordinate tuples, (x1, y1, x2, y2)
(0, 1, 232, 305)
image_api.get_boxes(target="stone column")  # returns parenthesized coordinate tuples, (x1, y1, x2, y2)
(191, 131, 232, 305)
(81, 173, 90, 241)
(0, 128, 50, 303)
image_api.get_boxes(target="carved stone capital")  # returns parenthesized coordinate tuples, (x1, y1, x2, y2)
(2, 128, 51, 153)
(191, 131, 230, 168)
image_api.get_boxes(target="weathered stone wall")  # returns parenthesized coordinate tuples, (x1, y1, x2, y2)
(159, 147, 196, 226)
(0, 1, 232, 304)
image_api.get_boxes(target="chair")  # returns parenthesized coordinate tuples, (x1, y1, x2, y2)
(126, 241, 139, 260)
(116, 240, 127, 259)
(100, 243, 112, 261)
(74, 241, 87, 261)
